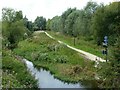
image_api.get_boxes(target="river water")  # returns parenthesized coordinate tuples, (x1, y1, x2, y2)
(23, 59, 85, 88)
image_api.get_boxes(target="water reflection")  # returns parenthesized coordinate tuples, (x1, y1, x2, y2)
(23, 59, 84, 88)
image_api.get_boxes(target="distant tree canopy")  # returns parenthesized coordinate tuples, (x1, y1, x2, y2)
(34, 16, 46, 30)
(46, 1, 99, 38)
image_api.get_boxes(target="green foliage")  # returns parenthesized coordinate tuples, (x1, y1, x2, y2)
(92, 2, 120, 45)
(34, 16, 46, 30)
(2, 8, 16, 22)
(112, 36, 120, 61)
(2, 49, 38, 88)
(23, 16, 34, 31)
(36, 52, 50, 61)
(47, 1, 99, 38)
(2, 8, 29, 49)
(61, 8, 76, 33)
(2, 70, 23, 88)
(91, 4, 120, 85)
(64, 10, 79, 36)
(54, 55, 68, 63)
(49, 16, 61, 32)
(46, 19, 51, 30)
(47, 1, 119, 46)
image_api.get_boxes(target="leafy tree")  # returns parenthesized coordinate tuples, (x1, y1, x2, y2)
(65, 10, 79, 36)
(60, 8, 76, 34)
(91, 5, 105, 45)
(34, 16, 46, 30)
(49, 16, 61, 32)
(15, 11, 23, 21)
(2, 8, 16, 23)
(2, 8, 28, 49)
(91, 2, 120, 45)
(23, 16, 34, 31)
(83, 1, 98, 36)
(46, 19, 51, 30)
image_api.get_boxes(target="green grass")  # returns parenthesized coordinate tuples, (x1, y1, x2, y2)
(14, 32, 98, 83)
(47, 31, 105, 58)
(2, 49, 38, 88)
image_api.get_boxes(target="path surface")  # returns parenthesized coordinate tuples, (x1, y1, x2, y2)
(35, 31, 106, 62)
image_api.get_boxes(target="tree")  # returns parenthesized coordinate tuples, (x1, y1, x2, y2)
(64, 9, 79, 36)
(2, 8, 28, 49)
(60, 8, 76, 34)
(49, 16, 61, 32)
(34, 16, 46, 30)
(46, 19, 51, 30)
(2, 8, 16, 23)
(81, 1, 98, 37)
(91, 2, 120, 45)
(15, 11, 23, 21)
(23, 16, 34, 31)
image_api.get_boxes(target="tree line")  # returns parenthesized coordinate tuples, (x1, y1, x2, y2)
(46, 2, 120, 46)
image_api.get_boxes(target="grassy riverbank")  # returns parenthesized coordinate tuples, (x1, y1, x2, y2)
(47, 31, 104, 58)
(2, 49, 38, 88)
(14, 32, 99, 86)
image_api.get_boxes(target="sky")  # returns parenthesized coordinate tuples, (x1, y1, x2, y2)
(0, 0, 117, 21)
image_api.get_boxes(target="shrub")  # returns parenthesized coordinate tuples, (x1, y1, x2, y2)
(36, 52, 50, 62)
(54, 55, 68, 63)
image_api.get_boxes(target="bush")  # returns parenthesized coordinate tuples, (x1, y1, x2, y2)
(35, 52, 51, 62)
(54, 55, 68, 63)
(47, 44, 57, 51)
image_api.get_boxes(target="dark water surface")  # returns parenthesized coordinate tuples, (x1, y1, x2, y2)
(23, 59, 85, 88)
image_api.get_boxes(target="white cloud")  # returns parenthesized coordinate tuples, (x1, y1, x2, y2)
(0, 0, 115, 21)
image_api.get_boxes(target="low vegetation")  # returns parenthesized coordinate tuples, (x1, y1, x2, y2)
(2, 49, 38, 88)
(14, 32, 98, 85)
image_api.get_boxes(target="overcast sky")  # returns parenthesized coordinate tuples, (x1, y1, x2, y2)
(0, 0, 116, 21)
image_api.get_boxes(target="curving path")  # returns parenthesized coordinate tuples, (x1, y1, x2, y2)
(35, 31, 106, 62)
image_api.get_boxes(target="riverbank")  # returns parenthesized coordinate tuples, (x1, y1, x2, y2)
(23, 58, 84, 88)
(14, 32, 102, 88)
(2, 48, 38, 88)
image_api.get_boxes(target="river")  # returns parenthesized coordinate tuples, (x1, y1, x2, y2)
(23, 59, 85, 88)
